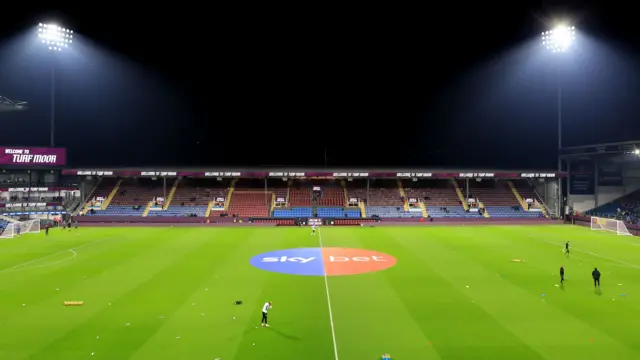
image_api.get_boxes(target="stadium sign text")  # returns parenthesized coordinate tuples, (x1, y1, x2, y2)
(8, 187, 49, 192)
(63, 169, 567, 179)
(0, 147, 66, 166)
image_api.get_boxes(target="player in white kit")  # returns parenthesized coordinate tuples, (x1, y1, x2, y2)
(311, 225, 316, 235)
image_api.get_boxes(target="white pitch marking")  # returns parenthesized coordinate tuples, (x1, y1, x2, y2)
(317, 228, 339, 360)
(0, 236, 111, 274)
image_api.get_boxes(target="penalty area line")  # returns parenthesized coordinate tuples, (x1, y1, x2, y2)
(0, 236, 112, 274)
(317, 228, 339, 360)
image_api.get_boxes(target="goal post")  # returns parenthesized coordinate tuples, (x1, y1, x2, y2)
(591, 216, 633, 236)
(0, 219, 41, 239)
(0, 223, 15, 239)
(19, 219, 41, 234)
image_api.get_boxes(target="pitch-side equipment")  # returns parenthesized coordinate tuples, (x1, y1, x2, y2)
(590, 216, 632, 236)
(0, 219, 41, 239)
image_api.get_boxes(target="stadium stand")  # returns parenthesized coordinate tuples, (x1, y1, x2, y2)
(402, 180, 474, 218)
(317, 207, 361, 218)
(463, 180, 539, 218)
(314, 180, 345, 206)
(157, 178, 230, 217)
(75, 175, 553, 219)
(587, 188, 640, 219)
(227, 179, 279, 217)
(99, 178, 164, 216)
(289, 181, 312, 206)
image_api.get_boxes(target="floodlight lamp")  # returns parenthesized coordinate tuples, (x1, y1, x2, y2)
(541, 25, 575, 52)
(38, 23, 73, 51)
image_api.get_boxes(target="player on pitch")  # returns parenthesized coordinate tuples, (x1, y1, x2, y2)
(311, 224, 316, 235)
(564, 241, 570, 255)
(592, 268, 601, 288)
(560, 266, 565, 284)
(261, 301, 272, 327)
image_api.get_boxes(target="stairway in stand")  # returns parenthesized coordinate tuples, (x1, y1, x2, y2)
(397, 179, 409, 211)
(451, 179, 469, 210)
(102, 179, 123, 210)
(419, 201, 428, 217)
(225, 179, 238, 211)
(142, 201, 153, 217)
(163, 177, 182, 209)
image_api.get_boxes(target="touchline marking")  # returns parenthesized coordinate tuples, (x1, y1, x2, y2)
(318, 228, 339, 360)
(0, 236, 111, 274)
(536, 237, 640, 269)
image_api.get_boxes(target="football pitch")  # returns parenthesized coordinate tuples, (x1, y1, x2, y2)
(1, 224, 640, 360)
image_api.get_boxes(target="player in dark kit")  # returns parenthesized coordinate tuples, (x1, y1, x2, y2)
(45, 224, 49, 236)
(592, 268, 601, 288)
(560, 266, 565, 283)
(564, 241, 570, 255)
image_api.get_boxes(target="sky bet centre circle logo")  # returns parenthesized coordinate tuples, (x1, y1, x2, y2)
(249, 247, 397, 276)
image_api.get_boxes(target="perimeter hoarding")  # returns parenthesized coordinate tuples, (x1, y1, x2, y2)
(1, 147, 66, 166)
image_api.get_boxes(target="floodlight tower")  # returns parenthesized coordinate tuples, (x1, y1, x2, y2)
(37, 23, 73, 147)
(541, 24, 575, 218)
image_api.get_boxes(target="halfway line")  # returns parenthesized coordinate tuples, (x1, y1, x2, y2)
(318, 228, 339, 360)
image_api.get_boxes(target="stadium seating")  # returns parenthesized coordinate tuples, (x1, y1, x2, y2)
(314, 181, 345, 206)
(403, 180, 461, 207)
(76, 176, 553, 219)
(85, 178, 119, 206)
(109, 178, 165, 207)
(462, 180, 516, 206)
(289, 185, 312, 206)
(171, 178, 229, 206)
(92, 205, 145, 216)
(426, 206, 480, 218)
(459, 180, 538, 218)
(366, 206, 418, 218)
(150, 206, 208, 217)
(228, 192, 270, 217)
(483, 206, 541, 218)
(317, 207, 361, 218)
(587, 188, 640, 218)
(273, 207, 313, 217)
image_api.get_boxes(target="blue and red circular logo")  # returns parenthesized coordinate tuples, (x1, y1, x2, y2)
(250, 247, 397, 276)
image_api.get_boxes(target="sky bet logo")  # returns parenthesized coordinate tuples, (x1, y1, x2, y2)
(249, 247, 397, 276)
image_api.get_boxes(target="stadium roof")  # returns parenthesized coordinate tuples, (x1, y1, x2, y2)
(560, 140, 640, 158)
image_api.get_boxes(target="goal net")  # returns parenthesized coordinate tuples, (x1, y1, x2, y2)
(0, 219, 41, 239)
(590, 216, 633, 236)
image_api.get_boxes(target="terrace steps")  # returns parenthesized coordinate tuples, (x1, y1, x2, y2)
(341, 180, 348, 205)
(142, 201, 153, 217)
(225, 179, 238, 211)
(451, 179, 469, 210)
(479, 202, 490, 218)
(398, 179, 409, 211)
(162, 177, 182, 209)
(102, 179, 123, 210)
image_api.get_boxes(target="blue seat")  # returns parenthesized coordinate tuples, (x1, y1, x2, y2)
(317, 207, 361, 218)
(484, 206, 542, 218)
(426, 206, 480, 218)
(273, 207, 313, 218)
(365, 206, 421, 218)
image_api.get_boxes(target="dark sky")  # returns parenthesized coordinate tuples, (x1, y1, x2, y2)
(1, 2, 640, 170)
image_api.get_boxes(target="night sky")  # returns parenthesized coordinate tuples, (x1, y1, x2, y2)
(1, 2, 639, 170)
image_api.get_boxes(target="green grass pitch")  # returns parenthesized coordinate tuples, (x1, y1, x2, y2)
(0, 224, 639, 359)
